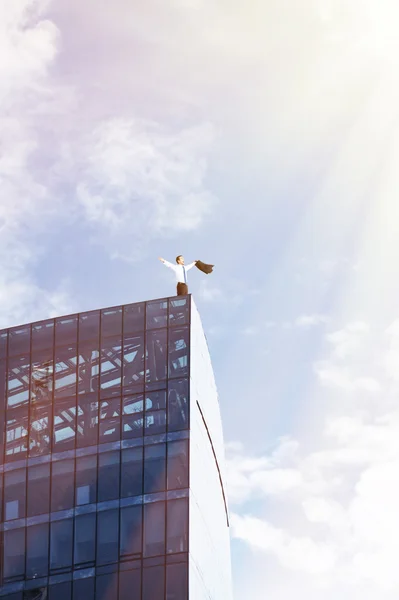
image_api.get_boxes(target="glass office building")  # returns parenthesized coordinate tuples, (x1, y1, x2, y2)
(0, 296, 232, 600)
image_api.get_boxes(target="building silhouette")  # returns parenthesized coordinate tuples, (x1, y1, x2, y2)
(0, 295, 232, 600)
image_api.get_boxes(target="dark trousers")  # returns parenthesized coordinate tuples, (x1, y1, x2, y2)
(177, 282, 188, 296)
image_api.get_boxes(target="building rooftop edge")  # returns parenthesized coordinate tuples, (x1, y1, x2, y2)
(0, 293, 193, 333)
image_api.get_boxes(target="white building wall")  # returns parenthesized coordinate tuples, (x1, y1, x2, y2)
(188, 298, 233, 600)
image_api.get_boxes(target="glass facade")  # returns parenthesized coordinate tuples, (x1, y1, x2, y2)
(0, 296, 232, 600)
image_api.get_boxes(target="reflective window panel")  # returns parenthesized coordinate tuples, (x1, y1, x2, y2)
(144, 443, 166, 494)
(77, 393, 98, 448)
(27, 462, 50, 517)
(124, 303, 145, 335)
(6, 407, 28, 460)
(146, 329, 167, 384)
(78, 342, 100, 396)
(26, 522, 49, 579)
(8, 325, 30, 356)
(55, 315, 78, 346)
(73, 577, 95, 600)
(74, 512, 96, 566)
(100, 337, 122, 399)
(54, 345, 77, 400)
(168, 327, 189, 379)
(0, 330, 8, 359)
(32, 319, 54, 352)
(168, 297, 189, 328)
(120, 505, 142, 557)
(168, 379, 189, 432)
(53, 396, 77, 451)
(96, 573, 118, 600)
(99, 397, 121, 443)
(167, 439, 189, 490)
(51, 459, 75, 512)
(79, 311, 100, 343)
(50, 518, 73, 571)
(146, 300, 167, 330)
(122, 334, 145, 395)
(166, 562, 188, 600)
(143, 565, 165, 600)
(167, 498, 188, 554)
(101, 306, 122, 338)
(122, 394, 143, 440)
(143, 502, 165, 557)
(98, 451, 120, 502)
(144, 390, 166, 436)
(4, 528, 25, 579)
(97, 509, 119, 565)
(76, 454, 97, 506)
(7, 354, 30, 409)
(4, 468, 26, 520)
(49, 581, 72, 600)
(119, 567, 141, 600)
(121, 447, 143, 498)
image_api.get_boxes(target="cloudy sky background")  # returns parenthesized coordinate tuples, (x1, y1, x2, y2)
(2, 0, 399, 598)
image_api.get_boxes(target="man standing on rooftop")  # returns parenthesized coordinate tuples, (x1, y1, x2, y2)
(159, 255, 197, 296)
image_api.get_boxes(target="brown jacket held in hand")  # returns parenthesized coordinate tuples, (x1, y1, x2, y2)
(195, 260, 214, 274)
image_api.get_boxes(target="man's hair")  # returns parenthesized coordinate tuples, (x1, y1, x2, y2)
(176, 255, 183, 263)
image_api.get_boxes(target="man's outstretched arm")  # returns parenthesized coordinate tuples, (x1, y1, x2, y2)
(185, 260, 198, 271)
(158, 257, 175, 269)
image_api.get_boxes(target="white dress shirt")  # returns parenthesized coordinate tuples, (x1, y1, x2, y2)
(162, 260, 196, 284)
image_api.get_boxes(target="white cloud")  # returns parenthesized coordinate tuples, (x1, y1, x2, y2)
(313, 321, 385, 395)
(349, 459, 399, 591)
(294, 314, 329, 328)
(302, 496, 348, 528)
(227, 316, 399, 594)
(198, 279, 223, 302)
(232, 514, 337, 575)
(72, 117, 216, 259)
(240, 326, 258, 336)
(315, 362, 381, 393)
(228, 410, 399, 590)
(250, 468, 303, 495)
(206, 325, 225, 338)
(0, 277, 75, 329)
(0, 0, 74, 327)
(0, 1, 59, 96)
(239, 316, 328, 334)
(326, 321, 370, 359)
(382, 319, 399, 380)
(226, 437, 302, 504)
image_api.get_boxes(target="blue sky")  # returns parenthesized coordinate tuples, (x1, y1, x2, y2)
(2, 1, 399, 598)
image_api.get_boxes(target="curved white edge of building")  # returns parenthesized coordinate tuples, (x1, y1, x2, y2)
(189, 297, 233, 600)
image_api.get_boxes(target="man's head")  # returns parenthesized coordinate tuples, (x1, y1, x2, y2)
(176, 255, 184, 265)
